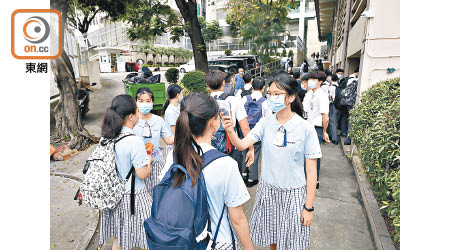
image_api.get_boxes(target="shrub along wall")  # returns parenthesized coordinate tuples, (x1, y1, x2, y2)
(349, 77, 400, 248)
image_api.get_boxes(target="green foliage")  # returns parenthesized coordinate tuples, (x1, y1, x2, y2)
(281, 48, 287, 57)
(225, 48, 232, 56)
(165, 68, 180, 84)
(349, 77, 400, 247)
(226, 0, 298, 63)
(288, 49, 294, 58)
(122, 0, 183, 43)
(180, 71, 208, 95)
(199, 16, 222, 42)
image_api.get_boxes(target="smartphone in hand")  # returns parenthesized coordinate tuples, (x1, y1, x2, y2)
(217, 99, 231, 117)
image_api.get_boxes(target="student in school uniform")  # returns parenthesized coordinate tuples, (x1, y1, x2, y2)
(303, 71, 330, 189)
(163, 84, 183, 135)
(327, 74, 340, 145)
(133, 87, 174, 199)
(222, 75, 321, 250)
(205, 70, 254, 177)
(162, 84, 183, 156)
(235, 72, 253, 98)
(99, 94, 153, 250)
(240, 76, 271, 187)
(163, 93, 254, 250)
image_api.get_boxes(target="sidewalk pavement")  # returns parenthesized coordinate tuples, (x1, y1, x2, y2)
(50, 146, 98, 250)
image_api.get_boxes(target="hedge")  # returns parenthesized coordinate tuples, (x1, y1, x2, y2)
(165, 68, 179, 84)
(180, 71, 209, 95)
(349, 77, 400, 248)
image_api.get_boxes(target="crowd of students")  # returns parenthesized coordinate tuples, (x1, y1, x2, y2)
(93, 66, 358, 250)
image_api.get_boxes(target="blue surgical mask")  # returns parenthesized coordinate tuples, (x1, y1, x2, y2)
(267, 95, 286, 113)
(301, 85, 306, 91)
(308, 80, 317, 89)
(137, 102, 153, 114)
(178, 95, 184, 103)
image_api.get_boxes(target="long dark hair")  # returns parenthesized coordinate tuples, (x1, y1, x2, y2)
(101, 95, 137, 139)
(173, 93, 219, 187)
(269, 75, 304, 118)
(163, 84, 182, 114)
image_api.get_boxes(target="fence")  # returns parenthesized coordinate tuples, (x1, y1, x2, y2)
(246, 60, 282, 79)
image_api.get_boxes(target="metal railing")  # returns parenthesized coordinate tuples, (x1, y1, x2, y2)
(246, 60, 282, 79)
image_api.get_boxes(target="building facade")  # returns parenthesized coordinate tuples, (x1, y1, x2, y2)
(315, 0, 400, 92)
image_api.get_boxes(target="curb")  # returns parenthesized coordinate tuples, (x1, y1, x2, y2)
(51, 172, 99, 250)
(340, 137, 396, 250)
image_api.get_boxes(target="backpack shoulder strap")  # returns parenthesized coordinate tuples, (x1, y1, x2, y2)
(114, 133, 135, 145)
(256, 96, 266, 104)
(219, 92, 231, 100)
(245, 95, 252, 103)
(201, 149, 228, 169)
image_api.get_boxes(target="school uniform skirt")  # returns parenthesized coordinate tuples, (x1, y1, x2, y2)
(99, 188, 152, 250)
(250, 179, 310, 250)
(214, 239, 242, 250)
(144, 156, 165, 199)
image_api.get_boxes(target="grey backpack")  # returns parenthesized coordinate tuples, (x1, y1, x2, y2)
(340, 79, 358, 107)
(76, 133, 137, 214)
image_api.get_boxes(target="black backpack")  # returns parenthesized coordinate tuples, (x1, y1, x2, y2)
(303, 63, 309, 73)
(240, 86, 253, 97)
(333, 77, 349, 110)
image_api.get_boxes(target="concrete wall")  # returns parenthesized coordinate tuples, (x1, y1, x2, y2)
(358, 0, 400, 93)
(306, 17, 326, 61)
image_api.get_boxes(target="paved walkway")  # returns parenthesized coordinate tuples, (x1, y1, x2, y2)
(50, 73, 375, 250)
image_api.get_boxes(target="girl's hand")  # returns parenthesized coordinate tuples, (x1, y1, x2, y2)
(148, 155, 154, 165)
(220, 112, 234, 133)
(301, 209, 314, 226)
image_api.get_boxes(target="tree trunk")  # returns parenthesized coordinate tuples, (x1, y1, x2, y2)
(51, 50, 98, 150)
(50, 0, 98, 150)
(175, 0, 208, 72)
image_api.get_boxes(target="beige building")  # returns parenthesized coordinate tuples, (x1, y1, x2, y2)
(315, 0, 400, 92)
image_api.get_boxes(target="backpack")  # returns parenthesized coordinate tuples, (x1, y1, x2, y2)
(223, 83, 235, 96)
(240, 86, 253, 98)
(340, 78, 358, 107)
(333, 77, 349, 109)
(244, 95, 265, 129)
(212, 93, 234, 154)
(75, 133, 137, 214)
(144, 149, 234, 250)
(303, 63, 309, 73)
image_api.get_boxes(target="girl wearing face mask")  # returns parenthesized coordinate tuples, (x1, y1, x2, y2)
(222, 75, 322, 250)
(99, 95, 153, 250)
(133, 87, 174, 199)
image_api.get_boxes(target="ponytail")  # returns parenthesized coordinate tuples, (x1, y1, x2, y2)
(173, 110, 203, 187)
(163, 84, 183, 115)
(172, 93, 218, 187)
(101, 95, 137, 139)
(291, 93, 305, 119)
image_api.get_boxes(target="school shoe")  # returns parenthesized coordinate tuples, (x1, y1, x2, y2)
(246, 179, 259, 188)
(344, 138, 352, 145)
(241, 173, 249, 185)
(332, 140, 339, 145)
(316, 181, 320, 189)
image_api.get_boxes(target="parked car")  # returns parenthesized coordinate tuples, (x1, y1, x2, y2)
(179, 60, 195, 73)
(208, 64, 238, 73)
(208, 58, 248, 72)
(224, 55, 262, 75)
